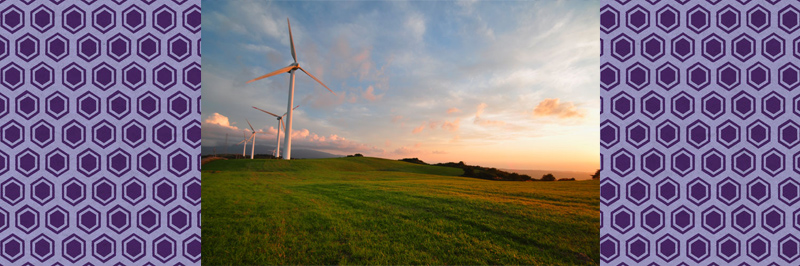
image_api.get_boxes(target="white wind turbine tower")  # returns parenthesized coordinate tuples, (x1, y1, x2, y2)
(245, 119, 258, 159)
(237, 131, 251, 158)
(252, 105, 299, 158)
(246, 18, 335, 160)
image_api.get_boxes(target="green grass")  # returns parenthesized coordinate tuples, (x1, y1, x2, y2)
(202, 157, 599, 265)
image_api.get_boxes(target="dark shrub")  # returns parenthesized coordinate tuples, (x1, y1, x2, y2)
(476, 171, 495, 180)
(400, 158, 428, 165)
(463, 167, 475, 177)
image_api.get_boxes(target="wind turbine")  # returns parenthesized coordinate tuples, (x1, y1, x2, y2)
(246, 119, 258, 159)
(237, 131, 251, 158)
(246, 18, 335, 160)
(252, 105, 299, 158)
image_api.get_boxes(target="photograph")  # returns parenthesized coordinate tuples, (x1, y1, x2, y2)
(200, 0, 599, 265)
(2, 0, 798, 265)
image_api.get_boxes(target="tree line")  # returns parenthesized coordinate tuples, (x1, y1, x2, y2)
(398, 158, 581, 182)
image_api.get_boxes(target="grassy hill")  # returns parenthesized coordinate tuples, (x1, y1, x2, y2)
(202, 157, 599, 265)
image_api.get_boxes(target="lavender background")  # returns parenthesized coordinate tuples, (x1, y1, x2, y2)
(601, 0, 800, 265)
(0, 0, 200, 264)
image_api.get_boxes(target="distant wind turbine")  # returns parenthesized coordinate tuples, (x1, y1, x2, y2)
(246, 119, 258, 159)
(237, 131, 251, 158)
(253, 105, 299, 158)
(246, 18, 335, 160)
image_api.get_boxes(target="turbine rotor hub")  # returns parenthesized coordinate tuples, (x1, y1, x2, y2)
(286, 63, 299, 73)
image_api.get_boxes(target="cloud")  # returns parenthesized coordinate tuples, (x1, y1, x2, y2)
(353, 47, 371, 63)
(242, 43, 278, 54)
(325, 36, 391, 93)
(205, 113, 239, 130)
(456, 0, 478, 11)
(207, 12, 247, 34)
(441, 118, 460, 132)
(242, 43, 284, 66)
(202, 113, 248, 147)
(452, 0, 494, 40)
(267, 126, 279, 135)
(532, 98, 585, 118)
(447, 107, 461, 114)
(354, 48, 374, 80)
(475, 103, 487, 117)
(405, 12, 426, 43)
(473, 103, 505, 127)
(291, 128, 310, 138)
(412, 118, 460, 134)
(205, 1, 286, 42)
(412, 123, 425, 134)
(490, 68, 538, 89)
(362, 85, 383, 101)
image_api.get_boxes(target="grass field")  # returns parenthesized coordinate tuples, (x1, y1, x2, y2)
(202, 157, 599, 265)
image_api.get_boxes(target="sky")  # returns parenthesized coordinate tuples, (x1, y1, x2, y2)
(201, 0, 600, 172)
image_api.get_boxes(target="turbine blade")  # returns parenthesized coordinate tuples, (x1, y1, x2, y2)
(252, 106, 280, 118)
(299, 66, 335, 95)
(282, 106, 300, 117)
(237, 140, 246, 144)
(280, 119, 285, 131)
(245, 65, 295, 84)
(246, 119, 255, 132)
(288, 18, 297, 63)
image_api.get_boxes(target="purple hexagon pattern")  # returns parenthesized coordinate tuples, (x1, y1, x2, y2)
(0, 1, 200, 265)
(603, 1, 799, 265)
